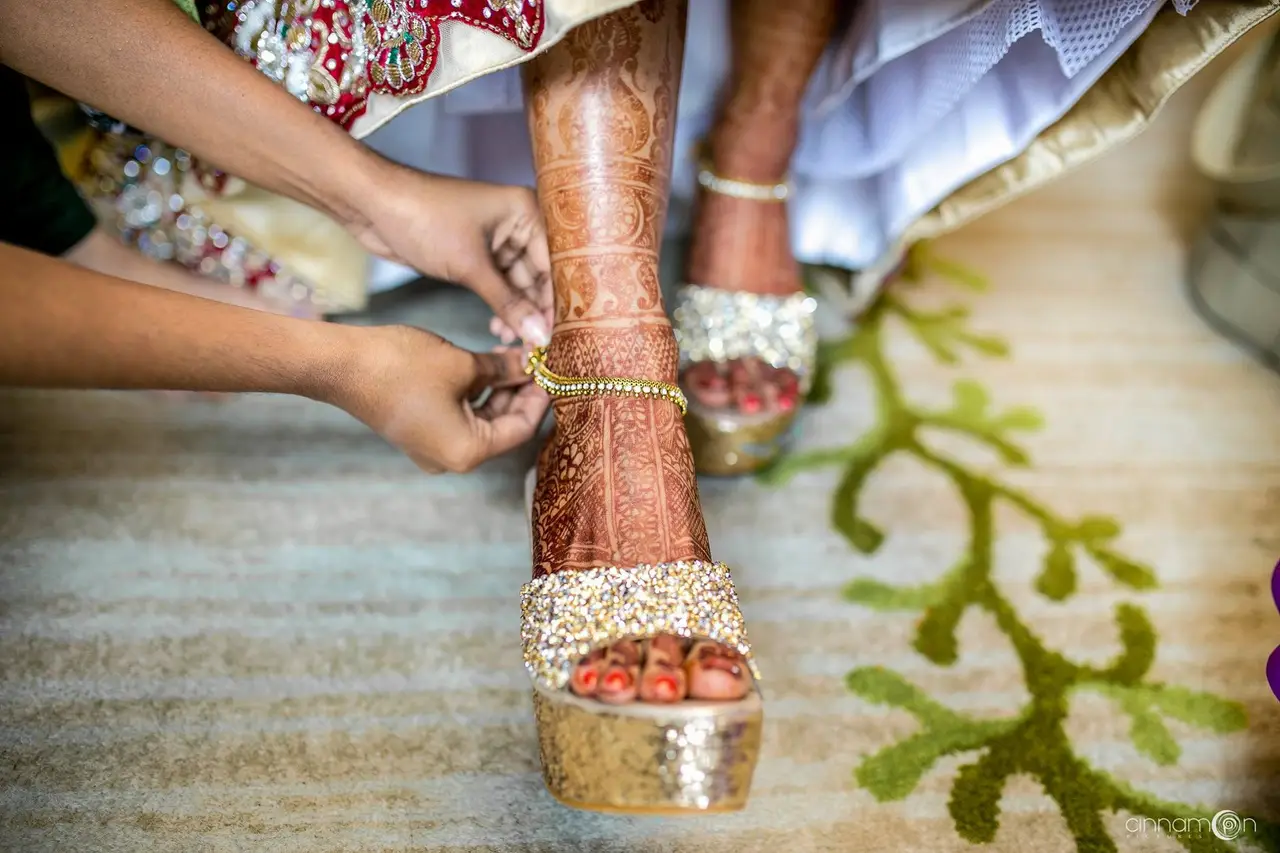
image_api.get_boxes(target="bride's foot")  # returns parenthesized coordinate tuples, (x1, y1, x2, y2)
(675, 163, 818, 476)
(682, 183, 810, 417)
(528, 374, 754, 705)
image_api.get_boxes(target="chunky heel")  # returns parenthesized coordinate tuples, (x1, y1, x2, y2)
(520, 347, 765, 813)
(531, 681, 763, 813)
(519, 554, 764, 814)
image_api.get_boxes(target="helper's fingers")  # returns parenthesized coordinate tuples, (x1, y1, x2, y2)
(470, 382, 550, 461)
(492, 209, 553, 317)
(474, 386, 518, 421)
(467, 347, 533, 398)
(513, 255, 553, 314)
(465, 260, 550, 347)
(520, 214, 552, 294)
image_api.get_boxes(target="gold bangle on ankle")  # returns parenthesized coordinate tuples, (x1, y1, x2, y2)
(694, 150, 791, 202)
(696, 164, 790, 202)
(525, 346, 688, 416)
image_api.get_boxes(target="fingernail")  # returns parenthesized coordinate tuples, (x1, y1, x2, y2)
(521, 316, 550, 347)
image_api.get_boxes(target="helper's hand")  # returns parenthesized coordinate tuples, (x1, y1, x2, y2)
(351, 164, 554, 349)
(330, 325, 549, 474)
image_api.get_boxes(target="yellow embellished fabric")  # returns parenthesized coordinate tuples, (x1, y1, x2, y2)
(900, 0, 1280, 257)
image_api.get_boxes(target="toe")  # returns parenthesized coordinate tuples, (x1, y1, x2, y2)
(595, 640, 640, 705)
(638, 635, 688, 704)
(759, 370, 782, 413)
(776, 369, 800, 412)
(686, 362, 732, 409)
(732, 360, 764, 416)
(569, 648, 605, 697)
(685, 641, 752, 701)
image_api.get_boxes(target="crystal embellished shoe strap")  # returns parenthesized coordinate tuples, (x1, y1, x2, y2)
(525, 346, 689, 416)
(673, 284, 819, 392)
(520, 561, 760, 692)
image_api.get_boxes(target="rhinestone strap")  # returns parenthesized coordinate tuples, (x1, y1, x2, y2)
(696, 163, 791, 202)
(673, 285, 820, 392)
(525, 346, 688, 416)
(520, 561, 760, 692)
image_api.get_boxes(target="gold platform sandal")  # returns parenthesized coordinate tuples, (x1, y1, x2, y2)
(674, 155, 819, 477)
(520, 348, 765, 814)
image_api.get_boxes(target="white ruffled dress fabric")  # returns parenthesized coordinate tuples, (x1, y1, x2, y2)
(360, 0, 1198, 292)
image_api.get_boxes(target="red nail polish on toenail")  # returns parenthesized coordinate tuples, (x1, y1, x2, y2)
(655, 675, 678, 697)
(777, 394, 795, 412)
(604, 671, 629, 691)
(581, 669, 598, 688)
(741, 394, 761, 414)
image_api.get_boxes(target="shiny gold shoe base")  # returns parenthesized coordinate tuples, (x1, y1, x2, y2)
(532, 684, 763, 814)
(673, 283, 817, 477)
(686, 403, 798, 477)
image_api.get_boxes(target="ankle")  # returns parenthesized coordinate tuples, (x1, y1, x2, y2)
(547, 319, 682, 385)
(707, 113, 799, 184)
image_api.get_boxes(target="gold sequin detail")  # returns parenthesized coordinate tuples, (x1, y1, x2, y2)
(532, 686, 763, 812)
(525, 346, 689, 415)
(519, 561, 759, 692)
(673, 284, 819, 393)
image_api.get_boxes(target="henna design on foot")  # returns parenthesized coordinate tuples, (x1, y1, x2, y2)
(524, 0, 748, 705)
(685, 0, 837, 415)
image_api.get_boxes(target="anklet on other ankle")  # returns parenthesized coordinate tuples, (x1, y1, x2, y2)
(695, 145, 791, 202)
(525, 346, 689, 415)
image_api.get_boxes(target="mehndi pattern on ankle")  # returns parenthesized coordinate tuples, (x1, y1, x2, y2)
(520, 560, 760, 692)
(525, 345, 689, 415)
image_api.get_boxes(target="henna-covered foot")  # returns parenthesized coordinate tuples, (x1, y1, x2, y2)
(682, 0, 836, 419)
(526, 0, 752, 706)
(535, 387, 754, 706)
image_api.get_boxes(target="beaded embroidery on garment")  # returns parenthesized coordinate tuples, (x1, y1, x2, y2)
(77, 117, 318, 308)
(202, 0, 545, 129)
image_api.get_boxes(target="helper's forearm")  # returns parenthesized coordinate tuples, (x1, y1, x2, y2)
(0, 242, 353, 397)
(0, 0, 384, 230)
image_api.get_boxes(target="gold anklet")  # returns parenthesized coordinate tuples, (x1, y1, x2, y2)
(696, 165, 790, 202)
(525, 346, 688, 415)
(695, 155, 790, 203)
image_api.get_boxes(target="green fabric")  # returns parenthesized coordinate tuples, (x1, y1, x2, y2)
(762, 244, 1279, 853)
(0, 67, 96, 257)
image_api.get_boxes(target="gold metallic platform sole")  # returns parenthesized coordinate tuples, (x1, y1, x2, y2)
(522, 469, 765, 813)
(686, 402, 799, 477)
(531, 683, 763, 813)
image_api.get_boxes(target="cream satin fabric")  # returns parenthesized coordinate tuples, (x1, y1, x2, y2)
(217, 0, 1278, 314)
(907, 0, 1279, 246)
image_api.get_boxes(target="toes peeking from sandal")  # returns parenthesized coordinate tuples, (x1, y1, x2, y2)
(569, 648, 606, 697)
(595, 640, 640, 705)
(685, 640, 752, 701)
(638, 635, 688, 703)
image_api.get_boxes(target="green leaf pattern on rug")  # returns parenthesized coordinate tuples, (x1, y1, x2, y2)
(774, 243, 1276, 852)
